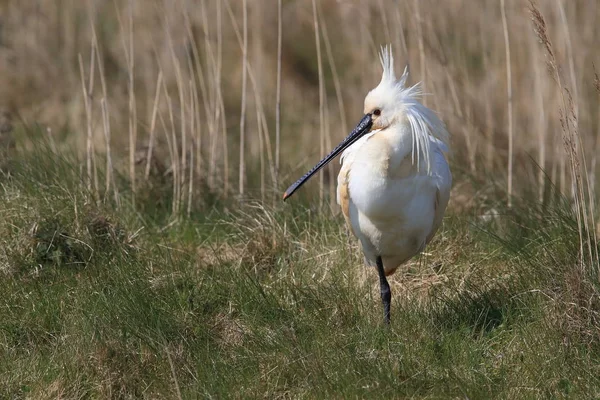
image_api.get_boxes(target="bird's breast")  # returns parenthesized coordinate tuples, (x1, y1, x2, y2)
(338, 138, 443, 272)
(344, 132, 419, 219)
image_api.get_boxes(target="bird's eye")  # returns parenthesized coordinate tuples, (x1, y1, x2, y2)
(373, 109, 381, 116)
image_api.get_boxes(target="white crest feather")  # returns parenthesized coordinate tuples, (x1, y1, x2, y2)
(398, 65, 409, 87)
(379, 45, 395, 83)
(378, 46, 449, 174)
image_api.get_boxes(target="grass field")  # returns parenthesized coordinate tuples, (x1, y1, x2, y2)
(1, 129, 599, 398)
(2, 0, 600, 398)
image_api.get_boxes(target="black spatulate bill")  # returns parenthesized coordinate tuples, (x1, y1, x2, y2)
(283, 114, 373, 201)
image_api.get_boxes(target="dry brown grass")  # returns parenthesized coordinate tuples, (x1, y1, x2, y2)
(1, 1, 600, 213)
(528, 1, 597, 270)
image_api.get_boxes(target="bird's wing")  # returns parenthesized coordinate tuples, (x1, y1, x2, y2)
(426, 137, 452, 244)
(337, 160, 355, 235)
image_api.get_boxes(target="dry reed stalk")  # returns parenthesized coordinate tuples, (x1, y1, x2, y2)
(200, 0, 217, 121)
(577, 113, 598, 267)
(501, 0, 513, 207)
(253, 2, 265, 202)
(324, 85, 335, 208)
(195, 0, 219, 191)
(186, 53, 203, 188)
(159, 10, 182, 216)
(162, 76, 180, 216)
(200, 0, 229, 196)
(98, 82, 120, 206)
(257, 100, 265, 202)
(461, 50, 478, 173)
(239, 0, 248, 198)
(275, 0, 282, 191)
(533, 43, 547, 202)
(255, 98, 276, 191)
(556, 0, 578, 122)
(188, 78, 195, 217)
(414, 0, 427, 105)
(89, 27, 99, 196)
(559, 145, 566, 195)
(145, 71, 163, 180)
(206, 95, 218, 191)
(78, 53, 94, 196)
(114, 0, 137, 199)
(127, 1, 138, 198)
(312, 0, 326, 206)
(218, 88, 229, 197)
(484, 93, 494, 171)
(178, 67, 187, 211)
(100, 99, 118, 204)
(463, 106, 477, 173)
(216, 0, 229, 197)
(480, 17, 495, 171)
(251, 2, 264, 96)
(92, 23, 117, 205)
(252, 88, 276, 202)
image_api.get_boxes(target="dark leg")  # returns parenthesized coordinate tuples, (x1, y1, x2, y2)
(376, 256, 391, 324)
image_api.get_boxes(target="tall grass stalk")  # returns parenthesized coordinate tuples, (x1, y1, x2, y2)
(239, 0, 248, 197)
(533, 47, 547, 202)
(556, 0, 578, 122)
(78, 52, 96, 197)
(275, 0, 282, 192)
(125, 1, 138, 199)
(312, 0, 326, 206)
(414, 0, 426, 106)
(501, 0, 513, 207)
(188, 78, 196, 217)
(216, 0, 229, 197)
(145, 72, 163, 180)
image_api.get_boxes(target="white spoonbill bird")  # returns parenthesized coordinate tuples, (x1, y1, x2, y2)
(283, 47, 451, 324)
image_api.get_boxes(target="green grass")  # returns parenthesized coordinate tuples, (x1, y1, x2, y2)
(1, 141, 600, 399)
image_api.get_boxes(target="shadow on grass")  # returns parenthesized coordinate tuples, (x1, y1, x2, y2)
(428, 283, 538, 338)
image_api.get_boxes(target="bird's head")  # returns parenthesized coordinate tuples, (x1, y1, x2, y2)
(282, 46, 411, 201)
(364, 46, 410, 131)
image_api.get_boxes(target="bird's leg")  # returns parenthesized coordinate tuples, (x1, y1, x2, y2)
(376, 256, 391, 324)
